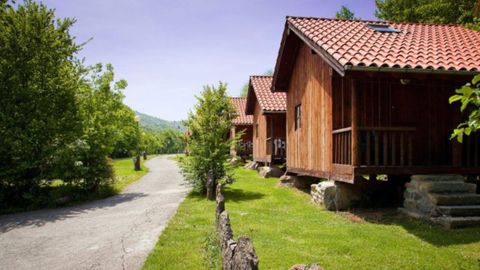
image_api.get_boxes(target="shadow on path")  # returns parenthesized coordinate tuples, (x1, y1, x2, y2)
(0, 192, 147, 234)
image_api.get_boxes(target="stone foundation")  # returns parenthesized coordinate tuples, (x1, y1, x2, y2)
(257, 166, 284, 178)
(311, 181, 363, 211)
(401, 175, 480, 229)
(278, 174, 294, 187)
(244, 161, 259, 170)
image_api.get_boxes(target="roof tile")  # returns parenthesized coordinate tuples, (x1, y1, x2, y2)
(287, 17, 480, 72)
(230, 97, 253, 125)
(250, 76, 286, 112)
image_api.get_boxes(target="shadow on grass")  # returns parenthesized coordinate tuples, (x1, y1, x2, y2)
(346, 208, 480, 247)
(223, 187, 265, 202)
(184, 185, 265, 203)
(0, 191, 147, 234)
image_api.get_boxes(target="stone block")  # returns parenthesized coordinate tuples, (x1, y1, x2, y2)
(258, 166, 284, 178)
(244, 161, 259, 170)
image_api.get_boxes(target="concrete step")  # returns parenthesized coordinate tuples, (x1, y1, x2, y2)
(437, 205, 480, 217)
(410, 181, 477, 194)
(411, 174, 465, 182)
(432, 216, 480, 229)
(430, 193, 480, 206)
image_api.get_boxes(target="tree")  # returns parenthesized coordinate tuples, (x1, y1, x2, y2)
(336, 5, 356, 20)
(180, 82, 236, 199)
(111, 106, 141, 158)
(0, 0, 82, 199)
(449, 74, 480, 142)
(375, 0, 478, 25)
(70, 63, 132, 190)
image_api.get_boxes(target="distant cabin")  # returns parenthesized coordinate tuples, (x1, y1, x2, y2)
(246, 76, 287, 165)
(271, 17, 480, 183)
(229, 97, 254, 158)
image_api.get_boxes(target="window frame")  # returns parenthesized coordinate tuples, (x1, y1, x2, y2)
(295, 104, 301, 130)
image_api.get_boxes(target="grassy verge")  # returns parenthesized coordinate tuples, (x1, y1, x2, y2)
(1, 156, 149, 215)
(144, 167, 480, 270)
(112, 156, 149, 191)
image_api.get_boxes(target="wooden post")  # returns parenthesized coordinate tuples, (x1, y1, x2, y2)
(230, 127, 237, 157)
(351, 79, 359, 166)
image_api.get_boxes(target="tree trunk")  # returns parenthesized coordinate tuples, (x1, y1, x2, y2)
(206, 171, 215, 200)
(133, 155, 141, 171)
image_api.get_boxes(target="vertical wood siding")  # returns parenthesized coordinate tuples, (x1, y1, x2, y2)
(286, 43, 333, 174)
(253, 102, 267, 162)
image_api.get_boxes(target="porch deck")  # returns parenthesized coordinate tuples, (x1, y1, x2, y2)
(332, 126, 480, 182)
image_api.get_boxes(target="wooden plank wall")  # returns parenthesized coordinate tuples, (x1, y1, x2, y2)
(286, 43, 333, 174)
(267, 114, 286, 138)
(253, 102, 267, 162)
(236, 125, 253, 142)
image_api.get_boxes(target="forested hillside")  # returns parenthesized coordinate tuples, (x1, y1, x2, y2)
(136, 111, 186, 133)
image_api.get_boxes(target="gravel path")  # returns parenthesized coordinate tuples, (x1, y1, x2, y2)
(0, 155, 189, 270)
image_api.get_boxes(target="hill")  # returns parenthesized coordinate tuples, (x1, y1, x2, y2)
(135, 112, 186, 133)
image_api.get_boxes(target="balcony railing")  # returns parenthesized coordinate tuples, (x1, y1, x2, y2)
(266, 137, 286, 161)
(237, 141, 253, 156)
(333, 126, 416, 166)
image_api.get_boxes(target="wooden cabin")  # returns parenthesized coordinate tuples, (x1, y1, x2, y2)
(229, 97, 254, 157)
(245, 76, 287, 165)
(272, 17, 480, 183)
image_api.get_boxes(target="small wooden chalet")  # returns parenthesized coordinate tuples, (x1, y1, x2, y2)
(272, 17, 480, 183)
(246, 76, 287, 165)
(230, 97, 254, 157)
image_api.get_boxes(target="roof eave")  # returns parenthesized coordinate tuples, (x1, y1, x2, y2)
(344, 65, 479, 75)
(287, 23, 346, 77)
(262, 110, 287, 114)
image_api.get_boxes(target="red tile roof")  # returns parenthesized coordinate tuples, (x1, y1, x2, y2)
(246, 76, 286, 114)
(287, 16, 480, 73)
(230, 97, 253, 125)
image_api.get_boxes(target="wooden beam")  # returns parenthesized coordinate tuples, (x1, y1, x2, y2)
(351, 78, 359, 166)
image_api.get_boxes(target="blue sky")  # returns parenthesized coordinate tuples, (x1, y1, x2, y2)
(42, 0, 377, 121)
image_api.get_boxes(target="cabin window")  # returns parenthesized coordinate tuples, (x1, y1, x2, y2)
(295, 104, 301, 130)
(255, 124, 258, 138)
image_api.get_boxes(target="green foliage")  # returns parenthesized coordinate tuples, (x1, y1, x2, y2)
(57, 63, 135, 190)
(0, 0, 143, 208)
(336, 5, 357, 20)
(179, 82, 236, 194)
(449, 74, 480, 142)
(139, 128, 185, 154)
(375, 0, 478, 25)
(240, 83, 249, 97)
(0, 0, 82, 198)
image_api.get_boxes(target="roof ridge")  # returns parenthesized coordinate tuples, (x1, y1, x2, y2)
(249, 75, 273, 78)
(286, 15, 467, 28)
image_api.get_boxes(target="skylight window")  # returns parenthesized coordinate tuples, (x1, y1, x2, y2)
(367, 23, 401, 33)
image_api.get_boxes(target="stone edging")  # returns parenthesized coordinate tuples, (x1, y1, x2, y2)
(216, 184, 259, 270)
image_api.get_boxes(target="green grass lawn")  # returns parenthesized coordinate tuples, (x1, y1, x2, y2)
(112, 156, 149, 191)
(1, 156, 149, 215)
(143, 167, 480, 270)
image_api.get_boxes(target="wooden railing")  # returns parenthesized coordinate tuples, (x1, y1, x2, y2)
(333, 126, 416, 166)
(266, 137, 286, 160)
(333, 127, 352, 165)
(358, 127, 416, 166)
